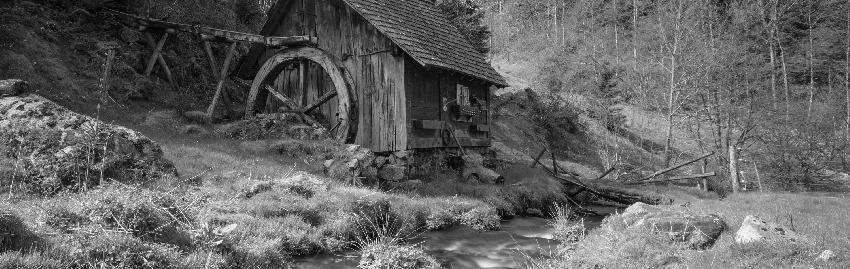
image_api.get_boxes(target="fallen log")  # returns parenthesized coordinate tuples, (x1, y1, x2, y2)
(596, 166, 617, 180)
(638, 152, 715, 182)
(536, 163, 636, 205)
(626, 172, 716, 185)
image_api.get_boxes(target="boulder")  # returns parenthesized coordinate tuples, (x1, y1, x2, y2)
(378, 164, 406, 182)
(462, 165, 504, 184)
(326, 144, 376, 181)
(0, 95, 176, 194)
(817, 250, 835, 262)
(373, 156, 389, 167)
(620, 202, 726, 249)
(460, 152, 503, 184)
(0, 79, 28, 97)
(734, 215, 814, 245)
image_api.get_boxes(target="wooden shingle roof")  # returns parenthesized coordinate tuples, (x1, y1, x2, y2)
(342, 0, 507, 87)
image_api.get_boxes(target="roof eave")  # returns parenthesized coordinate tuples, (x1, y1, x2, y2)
(422, 64, 509, 88)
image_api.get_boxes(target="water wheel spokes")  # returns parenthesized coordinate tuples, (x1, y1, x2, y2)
(245, 47, 357, 142)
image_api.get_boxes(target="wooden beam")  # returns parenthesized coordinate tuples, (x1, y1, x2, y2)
(203, 41, 219, 80)
(303, 90, 338, 114)
(206, 42, 238, 120)
(531, 148, 547, 168)
(626, 172, 716, 185)
(263, 85, 321, 127)
(638, 152, 715, 182)
(144, 32, 170, 79)
(299, 60, 307, 106)
(100, 49, 116, 94)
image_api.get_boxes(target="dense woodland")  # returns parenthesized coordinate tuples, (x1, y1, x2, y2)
(469, 0, 850, 191)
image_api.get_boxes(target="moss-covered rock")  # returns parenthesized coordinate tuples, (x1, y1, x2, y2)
(0, 95, 176, 194)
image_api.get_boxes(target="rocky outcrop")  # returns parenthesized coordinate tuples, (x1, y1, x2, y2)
(620, 202, 726, 249)
(734, 215, 814, 245)
(0, 95, 176, 194)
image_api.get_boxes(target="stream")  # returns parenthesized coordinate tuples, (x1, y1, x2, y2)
(294, 206, 619, 269)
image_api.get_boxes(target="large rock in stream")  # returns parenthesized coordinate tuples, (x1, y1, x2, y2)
(0, 95, 176, 194)
(619, 202, 726, 249)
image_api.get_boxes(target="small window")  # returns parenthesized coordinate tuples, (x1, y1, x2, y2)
(456, 84, 470, 106)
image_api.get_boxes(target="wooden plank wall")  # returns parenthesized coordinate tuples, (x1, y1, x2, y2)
(405, 56, 492, 149)
(263, 0, 407, 152)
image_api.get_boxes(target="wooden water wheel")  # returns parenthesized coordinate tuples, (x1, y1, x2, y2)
(245, 47, 357, 142)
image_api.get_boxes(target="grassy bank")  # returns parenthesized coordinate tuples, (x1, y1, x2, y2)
(534, 192, 850, 268)
(0, 172, 501, 268)
(0, 136, 583, 268)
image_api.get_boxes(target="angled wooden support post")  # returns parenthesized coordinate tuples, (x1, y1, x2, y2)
(143, 31, 174, 84)
(531, 148, 547, 168)
(203, 41, 220, 80)
(206, 41, 239, 121)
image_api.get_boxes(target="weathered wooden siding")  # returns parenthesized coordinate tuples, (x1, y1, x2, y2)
(263, 0, 407, 152)
(405, 56, 491, 149)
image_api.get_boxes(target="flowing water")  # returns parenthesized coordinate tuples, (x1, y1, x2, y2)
(294, 206, 620, 269)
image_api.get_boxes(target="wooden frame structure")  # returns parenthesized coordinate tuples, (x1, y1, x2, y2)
(245, 47, 357, 141)
(236, 0, 509, 152)
(108, 10, 319, 120)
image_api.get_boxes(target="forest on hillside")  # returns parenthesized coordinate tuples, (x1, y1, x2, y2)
(471, 0, 850, 191)
(28, 0, 850, 191)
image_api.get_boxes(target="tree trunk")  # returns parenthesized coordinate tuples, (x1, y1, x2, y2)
(846, 3, 850, 162)
(770, 2, 791, 125)
(729, 145, 740, 193)
(633, 0, 639, 72)
(769, 28, 778, 110)
(806, 0, 815, 122)
(663, 4, 680, 167)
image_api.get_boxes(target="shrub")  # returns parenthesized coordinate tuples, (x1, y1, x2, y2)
(460, 207, 500, 231)
(220, 215, 322, 268)
(81, 185, 194, 249)
(358, 242, 440, 269)
(549, 204, 584, 251)
(351, 198, 407, 246)
(43, 205, 87, 234)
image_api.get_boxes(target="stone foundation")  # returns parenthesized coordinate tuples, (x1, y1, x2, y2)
(324, 145, 503, 185)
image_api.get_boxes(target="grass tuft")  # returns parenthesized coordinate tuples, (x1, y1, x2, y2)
(358, 242, 440, 269)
